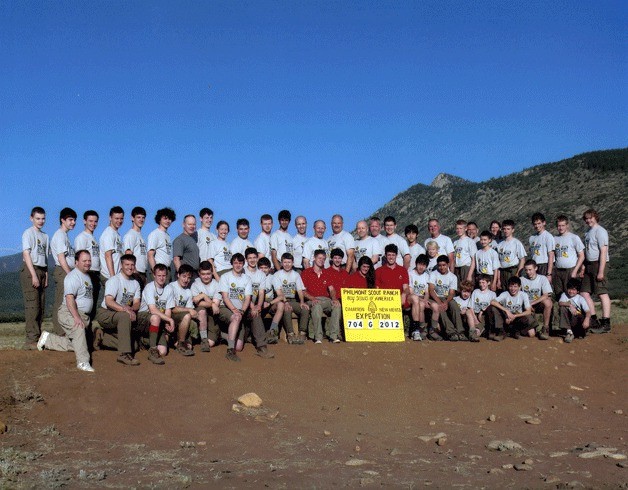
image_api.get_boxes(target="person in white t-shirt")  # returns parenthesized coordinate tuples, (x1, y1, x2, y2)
(271, 210, 294, 271)
(292, 215, 309, 271)
(21, 206, 49, 349)
(369, 217, 388, 255)
(468, 274, 496, 339)
(197, 207, 217, 262)
(558, 278, 591, 343)
(425, 240, 440, 272)
(208, 220, 232, 280)
(521, 259, 553, 340)
(99, 206, 124, 283)
(429, 255, 464, 341)
(453, 219, 476, 285)
(138, 263, 175, 365)
(229, 218, 254, 256)
(407, 254, 441, 341)
(496, 219, 527, 287)
(254, 214, 273, 261)
(553, 215, 585, 298)
(37, 250, 95, 372)
(489, 276, 536, 341)
(354, 220, 383, 270)
(528, 212, 555, 278)
(580, 208, 611, 333)
(191, 260, 221, 353)
(425, 219, 455, 272)
(404, 224, 426, 272)
(147, 207, 176, 278)
(302, 220, 329, 269)
(382, 216, 411, 268)
(242, 248, 274, 358)
(474, 231, 500, 292)
(123, 206, 148, 288)
(272, 253, 310, 345)
(74, 210, 101, 318)
(94, 254, 141, 366)
(218, 253, 253, 362)
(167, 264, 198, 356)
(50, 207, 77, 334)
(328, 214, 356, 273)
(466, 221, 480, 247)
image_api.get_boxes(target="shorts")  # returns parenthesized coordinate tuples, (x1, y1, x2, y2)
(580, 261, 609, 296)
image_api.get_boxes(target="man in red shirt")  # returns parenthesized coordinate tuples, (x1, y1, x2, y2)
(375, 244, 411, 309)
(302, 250, 341, 343)
(326, 248, 350, 302)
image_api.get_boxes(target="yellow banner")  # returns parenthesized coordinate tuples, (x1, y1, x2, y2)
(341, 288, 405, 342)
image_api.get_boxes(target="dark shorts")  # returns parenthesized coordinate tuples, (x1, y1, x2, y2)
(580, 261, 609, 296)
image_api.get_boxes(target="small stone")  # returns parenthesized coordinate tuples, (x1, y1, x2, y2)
(355, 445, 361, 452)
(0, 421, 6, 434)
(570, 385, 584, 391)
(488, 414, 496, 422)
(566, 362, 576, 367)
(524, 458, 534, 465)
(321, 350, 329, 356)
(617, 461, 627, 468)
(614, 410, 623, 415)
(197, 441, 207, 446)
(210, 378, 217, 384)
(514, 463, 530, 471)
(429, 421, 436, 426)
(436, 437, 447, 446)
(237, 393, 263, 408)
(488, 468, 503, 474)
(324, 430, 331, 437)
(487, 440, 523, 452)
(544, 475, 561, 483)
(606, 453, 627, 460)
(267, 410, 279, 420)
(345, 458, 368, 466)
(389, 448, 401, 456)
(360, 478, 375, 486)
(502, 464, 513, 469)
(550, 452, 568, 458)
(232, 404, 242, 413)
(526, 418, 542, 425)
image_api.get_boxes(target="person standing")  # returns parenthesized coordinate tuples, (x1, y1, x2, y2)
(123, 206, 149, 288)
(50, 207, 77, 334)
(99, 206, 125, 284)
(74, 210, 101, 318)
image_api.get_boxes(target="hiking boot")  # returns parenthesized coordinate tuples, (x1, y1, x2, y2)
(513, 330, 521, 340)
(589, 318, 611, 334)
(117, 352, 140, 366)
(93, 328, 103, 351)
(255, 345, 275, 359)
(490, 330, 505, 342)
(225, 348, 241, 362)
(411, 330, 422, 341)
(265, 329, 279, 344)
(538, 327, 549, 340)
(175, 341, 194, 356)
(287, 333, 305, 345)
(37, 331, 50, 351)
(469, 331, 480, 343)
(332, 338, 341, 343)
(458, 333, 468, 341)
(427, 328, 443, 341)
(200, 339, 211, 352)
(148, 347, 165, 365)
(77, 362, 95, 373)
(564, 331, 574, 343)
(449, 333, 459, 342)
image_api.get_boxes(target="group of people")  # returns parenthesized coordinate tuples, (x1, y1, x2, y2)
(20, 205, 612, 372)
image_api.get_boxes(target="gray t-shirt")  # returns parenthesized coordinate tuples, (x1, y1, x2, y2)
(173, 233, 200, 270)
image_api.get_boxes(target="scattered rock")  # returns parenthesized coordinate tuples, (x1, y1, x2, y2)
(578, 447, 623, 459)
(197, 441, 207, 446)
(360, 477, 375, 486)
(614, 409, 623, 415)
(550, 451, 569, 458)
(429, 421, 436, 426)
(524, 458, 534, 465)
(570, 385, 584, 391)
(419, 432, 446, 442)
(324, 430, 331, 437)
(179, 441, 195, 448)
(436, 437, 447, 446)
(566, 362, 576, 367)
(488, 468, 503, 474)
(488, 414, 496, 422)
(355, 445, 361, 452)
(487, 440, 523, 452)
(502, 464, 513, 469)
(526, 418, 542, 425)
(232, 404, 242, 413)
(237, 392, 263, 408)
(544, 475, 561, 483)
(617, 461, 627, 468)
(606, 453, 627, 460)
(389, 448, 401, 456)
(364, 470, 379, 476)
(514, 463, 531, 471)
(345, 458, 368, 466)
(0, 421, 6, 434)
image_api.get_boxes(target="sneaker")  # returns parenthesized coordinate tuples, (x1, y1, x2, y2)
(564, 331, 574, 343)
(458, 333, 469, 341)
(427, 329, 443, 341)
(589, 319, 611, 334)
(469, 332, 480, 343)
(255, 345, 275, 359)
(314, 339, 323, 344)
(449, 333, 459, 342)
(287, 333, 305, 345)
(411, 330, 422, 341)
(265, 329, 279, 344)
(175, 341, 194, 357)
(538, 327, 549, 340)
(490, 330, 504, 342)
(200, 339, 211, 352)
(148, 347, 165, 365)
(93, 328, 103, 351)
(37, 331, 50, 351)
(77, 362, 95, 373)
(225, 348, 241, 362)
(117, 353, 140, 366)
(332, 338, 341, 343)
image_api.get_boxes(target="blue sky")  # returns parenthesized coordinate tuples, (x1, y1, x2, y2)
(1, 0, 625, 254)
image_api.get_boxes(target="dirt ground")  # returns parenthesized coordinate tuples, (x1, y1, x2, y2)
(0, 322, 626, 488)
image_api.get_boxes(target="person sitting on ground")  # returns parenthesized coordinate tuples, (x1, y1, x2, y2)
(191, 260, 221, 353)
(428, 255, 466, 341)
(468, 274, 496, 340)
(271, 253, 310, 345)
(489, 276, 536, 341)
(408, 254, 441, 341)
(343, 256, 376, 289)
(258, 257, 286, 344)
(558, 278, 591, 344)
(521, 259, 553, 340)
(166, 264, 198, 356)
(453, 280, 479, 341)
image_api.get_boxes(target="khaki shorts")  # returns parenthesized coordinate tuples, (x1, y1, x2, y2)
(581, 261, 609, 296)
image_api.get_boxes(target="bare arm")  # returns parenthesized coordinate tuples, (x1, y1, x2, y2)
(22, 250, 40, 288)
